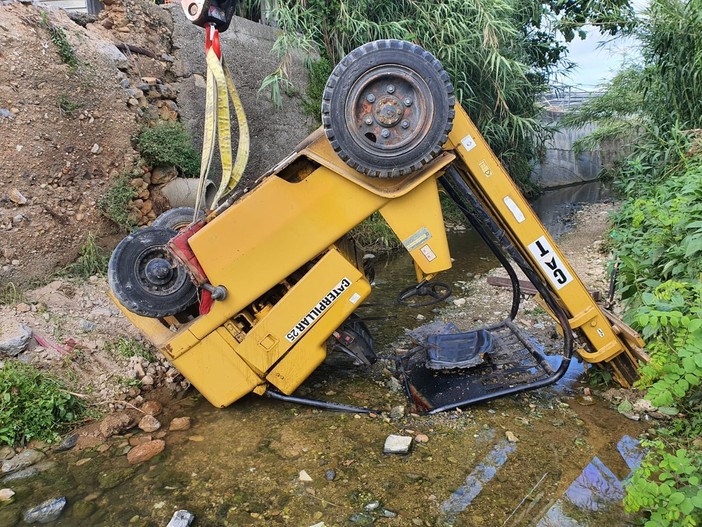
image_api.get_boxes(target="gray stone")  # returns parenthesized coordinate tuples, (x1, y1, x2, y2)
(54, 433, 78, 453)
(389, 405, 405, 419)
(95, 42, 128, 70)
(3, 460, 55, 483)
(138, 415, 161, 433)
(324, 469, 336, 481)
(78, 319, 97, 332)
(23, 496, 66, 524)
(1, 449, 44, 474)
(364, 501, 380, 512)
(349, 513, 375, 525)
(0, 322, 32, 356)
(166, 510, 195, 527)
(383, 435, 413, 455)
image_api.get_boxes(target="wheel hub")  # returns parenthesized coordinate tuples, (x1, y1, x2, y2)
(145, 258, 174, 285)
(346, 65, 432, 157)
(373, 95, 404, 127)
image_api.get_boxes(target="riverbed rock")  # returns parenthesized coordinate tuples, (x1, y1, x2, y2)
(1, 449, 44, 474)
(99, 412, 131, 438)
(389, 405, 405, 419)
(384, 435, 413, 454)
(505, 431, 519, 443)
(23, 496, 66, 524)
(141, 400, 162, 416)
(126, 439, 165, 465)
(128, 435, 152, 447)
(0, 321, 32, 356)
(0, 446, 14, 461)
(2, 460, 55, 483)
(138, 414, 161, 433)
(299, 470, 313, 482)
(98, 467, 135, 490)
(72, 499, 97, 520)
(0, 488, 15, 501)
(166, 509, 195, 527)
(169, 417, 191, 431)
(54, 433, 79, 452)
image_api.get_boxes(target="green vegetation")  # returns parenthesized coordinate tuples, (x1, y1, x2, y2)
(136, 122, 200, 177)
(58, 93, 84, 117)
(0, 361, 86, 445)
(49, 26, 79, 69)
(302, 57, 332, 122)
(98, 172, 138, 232)
(565, 0, 702, 524)
(106, 336, 156, 363)
(64, 232, 109, 278)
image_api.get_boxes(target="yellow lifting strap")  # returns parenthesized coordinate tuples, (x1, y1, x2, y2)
(194, 46, 250, 215)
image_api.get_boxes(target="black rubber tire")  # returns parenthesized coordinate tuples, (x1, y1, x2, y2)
(108, 226, 198, 318)
(152, 207, 204, 231)
(322, 40, 455, 178)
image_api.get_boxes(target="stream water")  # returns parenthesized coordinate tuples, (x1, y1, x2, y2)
(1, 181, 648, 527)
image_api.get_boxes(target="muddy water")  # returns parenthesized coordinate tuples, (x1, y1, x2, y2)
(2, 181, 646, 527)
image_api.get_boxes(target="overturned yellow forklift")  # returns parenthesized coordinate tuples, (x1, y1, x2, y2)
(108, 1, 646, 414)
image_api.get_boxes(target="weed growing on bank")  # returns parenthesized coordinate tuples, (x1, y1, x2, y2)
(135, 121, 200, 177)
(99, 172, 138, 232)
(106, 337, 156, 363)
(0, 361, 86, 446)
(63, 232, 109, 278)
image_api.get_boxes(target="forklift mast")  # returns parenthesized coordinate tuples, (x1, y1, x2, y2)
(107, 32, 645, 413)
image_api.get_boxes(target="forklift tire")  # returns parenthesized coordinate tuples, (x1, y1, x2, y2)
(152, 207, 204, 231)
(108, 226, 198, 318)
(322, 40, 455, 178)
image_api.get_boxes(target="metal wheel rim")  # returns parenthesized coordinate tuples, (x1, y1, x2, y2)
(344, 64, 434, 159)
(134, 246, 188, 297)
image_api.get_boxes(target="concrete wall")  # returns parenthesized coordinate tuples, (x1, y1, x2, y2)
(531, 110, 605, 188)
(170, 8, 317, 188)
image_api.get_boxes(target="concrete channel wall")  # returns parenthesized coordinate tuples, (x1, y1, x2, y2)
(532, 109, 624, 189)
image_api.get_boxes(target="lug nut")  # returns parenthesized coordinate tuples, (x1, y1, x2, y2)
(404, 98, 412, 107)
(387, 85, 395, 94)
(401, 120, 410, 129)
(381, 129, 390, 138)
(366, 94, 376, 103)
(365, 117, 373, 125)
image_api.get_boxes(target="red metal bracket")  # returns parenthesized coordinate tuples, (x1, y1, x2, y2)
(205, 22, 221, 59)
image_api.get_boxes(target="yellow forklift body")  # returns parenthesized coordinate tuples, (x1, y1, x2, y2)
(111, 100, 643, 408)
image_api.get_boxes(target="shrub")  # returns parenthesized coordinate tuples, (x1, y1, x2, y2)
(0, 361, 86, 445)
(136, 122, 200, 177)
(99, 172, 138, 232)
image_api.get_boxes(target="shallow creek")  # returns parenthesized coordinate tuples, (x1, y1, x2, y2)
(2, 181, 647, 527)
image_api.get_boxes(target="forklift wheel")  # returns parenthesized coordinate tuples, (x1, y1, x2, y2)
(108, 226, 198, 318)
(152, 207, 204, 231)
(322, 40, 455, 178)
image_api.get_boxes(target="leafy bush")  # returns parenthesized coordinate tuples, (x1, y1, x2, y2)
(0, 361, 86, 446)
(136, 122, 200, 177)
(624, 440, 702, 526)
(98, 172, 138, 232)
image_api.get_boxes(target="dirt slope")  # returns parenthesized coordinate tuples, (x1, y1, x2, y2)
(0, 3, 138, 284)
